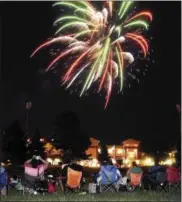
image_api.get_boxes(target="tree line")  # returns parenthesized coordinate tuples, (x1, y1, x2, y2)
(0, 110, 91, 164)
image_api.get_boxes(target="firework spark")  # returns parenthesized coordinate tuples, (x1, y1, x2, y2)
(31, 1, 153, 108)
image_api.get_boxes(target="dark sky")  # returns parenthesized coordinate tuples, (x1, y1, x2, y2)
(0, 1, 181, 148)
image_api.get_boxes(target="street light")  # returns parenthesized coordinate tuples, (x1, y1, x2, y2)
(25, 101, 32, 137)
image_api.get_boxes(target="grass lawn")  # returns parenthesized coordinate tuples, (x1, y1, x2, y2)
(1, 189, 181, 201)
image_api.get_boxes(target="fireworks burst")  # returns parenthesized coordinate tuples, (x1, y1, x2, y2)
(31, 1, 153, 109)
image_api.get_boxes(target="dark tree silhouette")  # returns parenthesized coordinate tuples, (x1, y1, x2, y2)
(141, 138, 178, 164)
(176, 140, 181, 167)
(0, 128, 4, 162)
(29, 127, 44, 157)
(62, 149, 72, 164)
(98, 142, 110, 163)
(54, 110, 91, 159)
(175, 104, 181, 167)
(3, 120, 26, 164)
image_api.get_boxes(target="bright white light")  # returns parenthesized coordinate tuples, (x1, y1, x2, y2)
(78, 159, 100, 168)
(124, 159, 129, 164)
(160, 158, 175, 166)
(108, 146, 114, 154)
(111, 158, 116, 164)
(165, 159, 173, 165)
(117, 149, 123, 154)
(144, 158, 154, 166)
(40, 138, 45, 142)
(79, 161, 85, 166)
(46, 158, 53, 164)
(53, 158, 61, 165)
(136, 160, 140, 165)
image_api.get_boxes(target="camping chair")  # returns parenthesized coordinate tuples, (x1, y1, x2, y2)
(22, 171, 47, 195)
(64, 168, 82, 192)
(127, 172, 142, 191)
(99, 165, 120, 193)
(0, 168, 8, 196)
(22, 174, 39, 195)
(153, 172, 166, 192)
(165, 168, 181, 192)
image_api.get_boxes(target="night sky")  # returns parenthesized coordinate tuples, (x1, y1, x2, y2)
(0, 2, 181, 148)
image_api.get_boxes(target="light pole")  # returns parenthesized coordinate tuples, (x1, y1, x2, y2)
(176, 104, 181, 132)
(25, 101, 32, 138)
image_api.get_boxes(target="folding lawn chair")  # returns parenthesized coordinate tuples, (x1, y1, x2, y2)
(127, 172, 142, 191)
(0, 166, 8, 196)
(64, 167, 82, 193)
(154, 171, 166, 192)
(165, 167, 181, 192)
(22, 172, 47, 195)
(99, 165, 120, 193)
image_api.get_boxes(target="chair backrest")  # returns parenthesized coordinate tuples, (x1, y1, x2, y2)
(24, 173, 37, 184)
(166, 168, 180, 183)
(66, 167, 82, 189)
(100, 165, 118, 185)
(156, 172, 166, 183)
(0, 170, 7, 185)
(130, 172, 142, 186)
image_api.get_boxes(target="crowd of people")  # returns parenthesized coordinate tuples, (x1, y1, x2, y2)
(0, 155, 181, 196)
